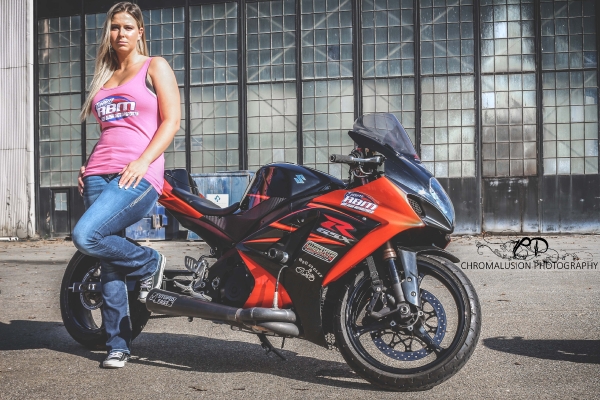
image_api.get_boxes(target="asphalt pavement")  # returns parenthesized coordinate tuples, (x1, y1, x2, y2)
(0, 234, 599, 399)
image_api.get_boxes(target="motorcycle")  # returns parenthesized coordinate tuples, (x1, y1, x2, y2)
(60, 113, 481, 391)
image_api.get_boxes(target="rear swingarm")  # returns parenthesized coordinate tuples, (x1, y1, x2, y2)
(68, 269, 194, 293)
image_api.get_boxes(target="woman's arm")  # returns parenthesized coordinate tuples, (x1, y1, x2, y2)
(78, 141, 100, 195)
(119, 57, 181, 189)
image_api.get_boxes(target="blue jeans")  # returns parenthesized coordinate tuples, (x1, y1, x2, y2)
(73, 174, 160, 354)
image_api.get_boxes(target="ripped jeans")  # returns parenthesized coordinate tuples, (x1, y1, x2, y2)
(73, 174, 160, 354)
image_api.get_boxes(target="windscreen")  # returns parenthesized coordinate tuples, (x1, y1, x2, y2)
(352, 113, 417, 158)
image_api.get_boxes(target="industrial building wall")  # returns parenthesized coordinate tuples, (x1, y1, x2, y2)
(32, 0, 600, 236)
(0, 0, 36, 238)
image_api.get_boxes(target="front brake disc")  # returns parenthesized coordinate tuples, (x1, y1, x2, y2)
(371, 289, 446, 361)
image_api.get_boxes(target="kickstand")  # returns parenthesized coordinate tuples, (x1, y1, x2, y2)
(257, 334, 286, 361)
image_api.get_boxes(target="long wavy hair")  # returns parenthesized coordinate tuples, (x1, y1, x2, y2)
(80, 2, 148, 120)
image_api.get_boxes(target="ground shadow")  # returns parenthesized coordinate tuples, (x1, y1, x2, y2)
(483, 336, 600, 364)
(0, 319, 371, 390)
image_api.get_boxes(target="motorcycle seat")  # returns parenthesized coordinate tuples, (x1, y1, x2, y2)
(172, 188, 240, 217)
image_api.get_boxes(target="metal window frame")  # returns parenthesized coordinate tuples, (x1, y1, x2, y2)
(537, 0, 600, 176)
(535, 0, 543, 229)
(417, 0, 478, 179)
(31, 0, 600, 236)
(80, 4, 87, 167)
(295, 0, 303, 165)
(33, 3, 40, 233)
(596, 0, 600, 174)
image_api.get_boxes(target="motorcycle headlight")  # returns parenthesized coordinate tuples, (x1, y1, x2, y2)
(429, 178, 454, 221)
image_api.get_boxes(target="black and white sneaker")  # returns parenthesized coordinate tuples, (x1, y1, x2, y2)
(102, 351, 130, 368)
(138, 252, 166, 303)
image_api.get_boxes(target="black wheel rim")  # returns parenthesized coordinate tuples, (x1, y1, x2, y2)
(345, 259, 467, 374)
(67, 260, 104, 333)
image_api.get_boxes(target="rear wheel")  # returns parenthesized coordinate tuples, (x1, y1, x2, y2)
(333, 255, 481, 391)
(60, 250, 151, 350)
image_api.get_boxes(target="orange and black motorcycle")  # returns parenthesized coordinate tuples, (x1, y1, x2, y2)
(61, 113, 481, 391)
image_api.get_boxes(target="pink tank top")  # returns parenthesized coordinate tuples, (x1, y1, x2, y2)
(85, 57, 164, 194)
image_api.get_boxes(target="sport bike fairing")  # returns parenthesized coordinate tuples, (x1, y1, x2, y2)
(156, 113, 451, 347)
(351, 113, 455, 232)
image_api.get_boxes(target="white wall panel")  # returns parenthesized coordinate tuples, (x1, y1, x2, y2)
(0, 0, 35, 237)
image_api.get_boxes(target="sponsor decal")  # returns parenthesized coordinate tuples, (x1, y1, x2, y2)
(295, 266, 315, 281)
(341, 192, 378, 214)
(294, 174, 306, 184)
(302, 241, 338, 263)
(95, 95, 138, 122)
(298, 257, 323, 278)
(316, 215, 356, 244)
(148, 292, 177, 307)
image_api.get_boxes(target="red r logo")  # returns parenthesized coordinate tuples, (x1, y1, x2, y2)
(321, 215, 356, 240)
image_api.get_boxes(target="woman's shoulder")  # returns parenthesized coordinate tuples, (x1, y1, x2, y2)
(146, 56, 179, 94)
(148, 57, 172, 72)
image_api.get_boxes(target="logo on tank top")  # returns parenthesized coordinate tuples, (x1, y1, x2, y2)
(95, 96, 138, 122)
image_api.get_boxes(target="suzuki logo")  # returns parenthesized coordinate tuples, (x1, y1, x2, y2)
(294, 174, 306, 184)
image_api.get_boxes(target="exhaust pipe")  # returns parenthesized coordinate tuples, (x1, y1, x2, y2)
(145, 289, 298, 335)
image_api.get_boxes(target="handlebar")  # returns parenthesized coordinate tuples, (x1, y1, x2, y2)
(330, 154, 384, 165)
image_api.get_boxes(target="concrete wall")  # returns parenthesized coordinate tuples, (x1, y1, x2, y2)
(0, 0, 35, 238)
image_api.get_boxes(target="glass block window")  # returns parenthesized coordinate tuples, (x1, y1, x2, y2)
(39, 94, 82, 187)
(247, 0, 296, 82)
(301, 0, 353, 79)
(363, 78, 416, 143)
(482, 73, 537, 177)
(420, 76, 475, 177)
(247, 83, 297, 170)
(38, 16, 82, 188)
(302, 80, 354, 176)
(480, 0, 535, 73)
(420, 0, 474, 75)
(190, 3, 238, 85)
(144, 8, 186, 84)
(84, 13, 106, 89)
(190, 85, 239, 173)
(38, 16, 81, 95)
(144, 8, 186, 168)
(541, 1, 598, 175)
(84, 13, 105, 156)
(541, 0, 598, 70)
(164, 87, 187, 169)
(542, 71, 598, 174)
(362, 0, 414, 78)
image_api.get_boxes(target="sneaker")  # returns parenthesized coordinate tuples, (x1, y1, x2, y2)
(138, 252, 166, 303)
(102, 351, 130, 368)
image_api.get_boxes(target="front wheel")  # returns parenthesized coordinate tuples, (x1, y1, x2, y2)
(59, 250, 151, 350)
(333, 255, 481, 391)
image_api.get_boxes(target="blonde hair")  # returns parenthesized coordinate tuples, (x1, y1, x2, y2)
(80, 2, 148, 120)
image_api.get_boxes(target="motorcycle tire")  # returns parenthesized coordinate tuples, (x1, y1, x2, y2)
(333, 255, 481, 391)
(60, 249, 151, 350)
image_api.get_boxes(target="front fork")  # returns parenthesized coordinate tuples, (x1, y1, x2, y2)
(381, 242, 442, 352)
(381, 242, 421, 308)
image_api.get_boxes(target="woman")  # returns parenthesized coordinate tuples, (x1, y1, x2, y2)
(72, 2, 180, 369)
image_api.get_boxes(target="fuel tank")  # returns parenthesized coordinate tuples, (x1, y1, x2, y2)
(239, 163, 345, 211)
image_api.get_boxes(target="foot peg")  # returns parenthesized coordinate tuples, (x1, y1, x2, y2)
(177, 256, 211, 300)
(173, 280, 212, 301)
(185, 256, 208, 275)
(190, 290, 212, 302)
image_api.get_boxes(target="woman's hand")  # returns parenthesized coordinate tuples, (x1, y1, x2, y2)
(119, 159, 150, 189)
(78, 166, 86, 196)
